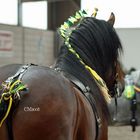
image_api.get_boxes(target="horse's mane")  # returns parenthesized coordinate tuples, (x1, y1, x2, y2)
(55, 16, 123, 120)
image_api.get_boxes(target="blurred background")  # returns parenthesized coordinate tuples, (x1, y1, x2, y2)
(0, 0, 140, 139)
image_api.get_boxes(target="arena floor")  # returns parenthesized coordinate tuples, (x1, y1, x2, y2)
(108, 126, 140, 140)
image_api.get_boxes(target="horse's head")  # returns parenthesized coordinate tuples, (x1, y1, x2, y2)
(58, 10, 125, 100)
(104, 13, 125, 97)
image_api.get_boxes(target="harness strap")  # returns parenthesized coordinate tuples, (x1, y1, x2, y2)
(6, 64, 34, 82)
(65, 73, 101, 140)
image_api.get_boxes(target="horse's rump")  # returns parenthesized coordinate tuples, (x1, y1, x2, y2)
(0, 64, 98, 140)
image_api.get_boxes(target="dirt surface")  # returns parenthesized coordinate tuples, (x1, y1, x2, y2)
(108, 126, 140, 140)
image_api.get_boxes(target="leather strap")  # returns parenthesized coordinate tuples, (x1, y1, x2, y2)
(64, 72, 101, 140)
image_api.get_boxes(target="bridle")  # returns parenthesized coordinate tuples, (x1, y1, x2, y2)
(108, 61, 124, 98)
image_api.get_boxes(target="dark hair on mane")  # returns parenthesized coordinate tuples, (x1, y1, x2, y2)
(55, 16, 123, 121)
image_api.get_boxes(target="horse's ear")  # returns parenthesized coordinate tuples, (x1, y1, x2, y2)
(107, 12, 115, 26)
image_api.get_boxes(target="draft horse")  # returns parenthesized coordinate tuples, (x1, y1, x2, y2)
(0, 10, 124, 140)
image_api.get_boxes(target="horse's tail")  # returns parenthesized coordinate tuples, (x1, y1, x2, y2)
(0, 64, 31, 127)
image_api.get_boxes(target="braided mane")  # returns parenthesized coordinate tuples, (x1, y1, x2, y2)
(55, 9, 123, 120)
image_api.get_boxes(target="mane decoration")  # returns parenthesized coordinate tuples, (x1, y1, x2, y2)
(59, 8, 111, 103)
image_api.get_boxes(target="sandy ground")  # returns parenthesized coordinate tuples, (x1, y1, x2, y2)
(108, 126, 140, 140)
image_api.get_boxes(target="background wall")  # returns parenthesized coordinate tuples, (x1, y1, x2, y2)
(116, 28, 140, 71)
(0, 24, 55, 67)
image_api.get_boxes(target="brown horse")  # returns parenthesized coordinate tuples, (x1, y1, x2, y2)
(0, 12, 124, 140)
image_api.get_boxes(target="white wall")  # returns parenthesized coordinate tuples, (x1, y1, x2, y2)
(0, 24, 55, 67)
(116, 28, 140, 70)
